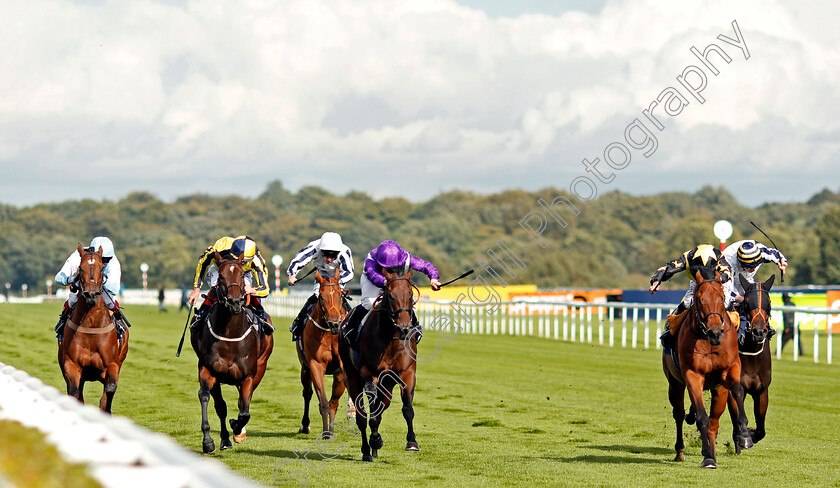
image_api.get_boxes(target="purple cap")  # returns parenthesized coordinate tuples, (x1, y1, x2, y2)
(374, 240, 408, 268)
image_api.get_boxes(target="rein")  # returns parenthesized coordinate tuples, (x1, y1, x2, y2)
(739, 283, 772, 354)
(206, 261, 252, 342)
(379, 276, 419, 341)
(692, 278, 728, 339)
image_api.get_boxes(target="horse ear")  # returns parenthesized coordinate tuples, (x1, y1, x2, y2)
(315, 269, 323, 282)
(763, 274, 775, 291)
(333, 267, 340, 280)
(77, 243, 84, 255)
(739, 274, 751, 293)
(97, 246, 103, 256)
(214, 251, 223, 263)
(406, 269, 414, 279)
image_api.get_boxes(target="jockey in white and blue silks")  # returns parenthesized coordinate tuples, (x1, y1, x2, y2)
(54, 236, 128, 341)
(286, 232, 354, 341)
(722, 239, 788, 342)
(343, 240, 442, 342)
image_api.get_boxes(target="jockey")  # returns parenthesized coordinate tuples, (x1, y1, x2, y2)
(343, 240, 442, 341)
(286, 232, 354, 342)
(722, 239, 787, 342)
(54, 236, 130, 342)
(188, 235, 274, 334)
(650, 244, 734, 350)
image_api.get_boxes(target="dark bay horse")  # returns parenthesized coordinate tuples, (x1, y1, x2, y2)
(662, 266, 753, 468)
(339, 268, 420, 462)
(58, 244, 129, 413)
(190, 253, 274, 453)
(727, 274, 775, 450)
(297, 268, 348, 436)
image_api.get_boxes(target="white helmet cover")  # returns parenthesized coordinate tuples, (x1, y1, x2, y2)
(89, 236, 116, 259)
(319, 232, 343, 252)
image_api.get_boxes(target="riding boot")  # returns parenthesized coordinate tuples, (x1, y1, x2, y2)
(54, 302, 71, 342)
(248, 298, 275, 336)
(191, 302, 210, 331)
(767, 325, 777, 340)
(111, 307, 131, 341)
(410, 310, 423, 343)
(660, 302, 687, 350)
(290, 294, 318, 341)
(342, 306, 366, 344)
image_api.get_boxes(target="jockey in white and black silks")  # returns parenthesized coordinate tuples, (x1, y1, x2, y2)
(343, 240, 442, 342)
(286, 232, 355, 341)
(722, 239, 788, 342)
(54, 236, 130, 342)
(649, 244, 734, 350)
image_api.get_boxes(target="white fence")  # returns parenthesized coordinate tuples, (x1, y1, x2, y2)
(264, 296, 840, 365)
(0, 362, 265, 488)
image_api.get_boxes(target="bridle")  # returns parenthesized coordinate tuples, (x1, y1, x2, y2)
(308, 281, 345, 334)
(78, 249, 104, 304)
(378, 276, 419, 339)
(693, 278, 728, 339)
(216, 263, 245, 313)
(740, 284, 771, 353)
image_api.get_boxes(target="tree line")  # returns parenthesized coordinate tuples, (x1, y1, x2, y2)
(1, 181, 838, 294)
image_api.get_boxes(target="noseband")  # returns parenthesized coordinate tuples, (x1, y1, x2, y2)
(693, 278, 727, 339)
(78, 250, 104, 301)
(741, 284, 771, 348)
(380, 276, 419, 339)
(311, 281, 344, 334)
(217, 274, 245, 312)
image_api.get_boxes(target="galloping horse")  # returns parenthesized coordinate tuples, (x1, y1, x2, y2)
(339, 268, 420, 462)
(727, 274, 775, 450)
(662, 266, 753, 468)
(58, 244, 129, 413)
(190, 253, 274, 453)
(296, 268, 348, 436)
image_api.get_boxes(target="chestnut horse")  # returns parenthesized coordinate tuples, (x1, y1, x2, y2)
(296, 268, 348, 436)
(190, 254, 274, 453)
(339, 268, 420, 462)
(727, 274, 775, 450)
(662, 266, 753, 468)
(58, 244, 129, 413)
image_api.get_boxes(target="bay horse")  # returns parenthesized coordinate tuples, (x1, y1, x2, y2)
(727, 274, 775, 450)
(190, 253, 274, 453)
(662, 266, 753, 468)
(296, 268, 348, 436)
(339, 268, 420, 462)
(58, 244, 129, 413)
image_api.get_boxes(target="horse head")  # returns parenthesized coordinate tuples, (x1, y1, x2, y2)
(740, 274, 774, 345)
(692, 267, 728, 345)
(77, 243, 105, 308)
(215, 252, 246, 315)
(381, 267, 417, 340)
(315, 267, 345, 333)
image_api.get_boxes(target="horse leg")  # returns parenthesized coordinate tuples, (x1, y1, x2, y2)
(752, 388, 768, 443)
(400, 370, 419, 451)
(666, 374, 686, 461)
(198, 367, 217, 453)
(729, 381, 754, 451)
(345, 374, 372, 462)
(307, 362, 332, 438)
(726, 389, 744, 454)
(209, 382, 232, 450)
(708, 385, 729, 458)
(367, 379, 394, 458)
(328, 371, 346, 436)
(62, 361, 83, 402)
(99, 363, 120, 413)
(685, 372, 715, 468)
(230, 377, 254, 444)
(299, 365, 313, 434)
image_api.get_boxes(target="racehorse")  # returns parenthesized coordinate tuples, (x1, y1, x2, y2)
(339, 268, 420, 462)
(58, 244, 129, 413)
(296, 268, 348, 436)
(727, 274, 775, 450)
(662, 266, 753, 468)
(190, 253, 274, 453)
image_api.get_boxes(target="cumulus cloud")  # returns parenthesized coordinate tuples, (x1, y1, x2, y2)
(0, 0, 837, 206)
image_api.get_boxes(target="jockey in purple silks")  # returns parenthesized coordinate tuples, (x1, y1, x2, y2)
(343, 240, 441, 341)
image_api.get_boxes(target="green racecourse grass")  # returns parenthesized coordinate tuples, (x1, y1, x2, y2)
(1, 303, 840, 488)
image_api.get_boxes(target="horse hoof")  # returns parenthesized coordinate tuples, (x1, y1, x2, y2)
(701, 458, 717, 469)
(220, 438, 233, 450)
(740, 435, 754, 450)
(370, 433, 383, 450)
(202, 440, 216, 454)
(362, 454, 374, 462)
(299, 426, 311, 434)
(673, 452, 684, 462)
(233, 427, 247, 444)
(405, 441, 419, 451)
(372, 449, 378, 458)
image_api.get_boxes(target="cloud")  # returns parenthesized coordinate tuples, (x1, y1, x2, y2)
(0, 0, 837, 207)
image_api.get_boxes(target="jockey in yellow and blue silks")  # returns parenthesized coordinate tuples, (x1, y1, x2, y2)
(650, 244, 734, 350)
(188, 235, 274, 334)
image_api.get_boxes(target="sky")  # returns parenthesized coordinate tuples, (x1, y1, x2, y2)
(0, 0, 838, 208)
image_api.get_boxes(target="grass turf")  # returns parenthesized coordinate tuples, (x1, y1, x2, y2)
(1, 303, 839, 487)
